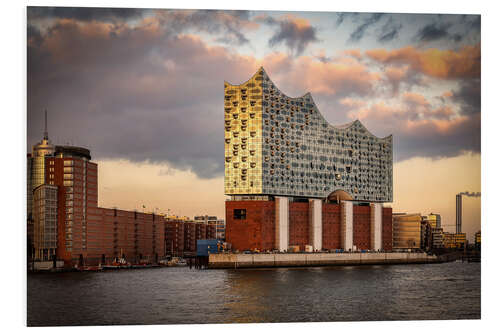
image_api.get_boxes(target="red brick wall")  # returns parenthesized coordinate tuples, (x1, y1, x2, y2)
(322, 203, 341, 250)
(165, 220, 185, 255)
(207, 224, 217, 239)
(226, 200, 275, 251)
(289, 202, 309, 250)
(184, 222, 197, 252)
(353, 205, 371, 250)
(382, 207, 393, 251)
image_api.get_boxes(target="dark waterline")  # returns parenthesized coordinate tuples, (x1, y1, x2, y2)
(27, 261, 480, 326)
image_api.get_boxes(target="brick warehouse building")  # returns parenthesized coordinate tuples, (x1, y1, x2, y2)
(164, 219, 217, 256)
(224, 68, 393, 252)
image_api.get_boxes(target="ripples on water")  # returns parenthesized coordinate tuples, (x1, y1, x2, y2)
(27, 262, 480, 326)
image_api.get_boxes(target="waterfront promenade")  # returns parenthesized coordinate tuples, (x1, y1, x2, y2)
(209, 252, 439, 268)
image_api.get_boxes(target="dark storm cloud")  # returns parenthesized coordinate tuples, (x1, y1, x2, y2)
(452, 79, 481, 116)
(156, 9, 255, 45)
(377, 16, 402, 43)
(256, 15, 319, 55)
(394, 112, 481, 161)
(335, 13, 358, 27)
(27, 17, 259, 179)
(468, 16, 481, 31)
(27, 24, 43, 47)
(414, 21, 463, 42)
(28, 6, 145, 22)
(348, 13, 385, 42)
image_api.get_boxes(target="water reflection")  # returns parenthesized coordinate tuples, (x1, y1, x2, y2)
(28, 262, 480, 326)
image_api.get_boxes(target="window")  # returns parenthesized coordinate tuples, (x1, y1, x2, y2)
(234, 209, 247, 220)
(64, 160, 73, 166)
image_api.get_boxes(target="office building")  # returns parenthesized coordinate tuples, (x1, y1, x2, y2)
(194, 215, 226, 240)
(426, 213, 441, 228)
(432, 228, 444, 248)
(392, 214, 421, 249)
(224, 68, 393, 252)
(33, 184, 58, 260)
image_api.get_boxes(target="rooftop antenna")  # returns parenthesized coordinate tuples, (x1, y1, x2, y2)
(43, 109, 49, 140)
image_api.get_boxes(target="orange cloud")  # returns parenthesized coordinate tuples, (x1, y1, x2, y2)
(343, 49, 362, 60)
(385, 65, 409, 82)
(366, 44, 480, 79)
(403, 92, 430, 107)
(441, 90, 453, 98)
(339, 97, 366, 108)
(259, 53, 380, 97)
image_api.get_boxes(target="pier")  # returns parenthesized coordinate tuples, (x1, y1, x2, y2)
(209, 252, 441, 269)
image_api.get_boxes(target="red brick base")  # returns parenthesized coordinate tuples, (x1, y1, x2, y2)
(226, 200, 393, 252)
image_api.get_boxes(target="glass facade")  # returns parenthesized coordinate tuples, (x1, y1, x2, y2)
(224, 68, 393, 202)
(392, 214, 421, 249)
(224, 70, 264, 195)
(33, 184, 58, 260)
(426, 213, 441, 228)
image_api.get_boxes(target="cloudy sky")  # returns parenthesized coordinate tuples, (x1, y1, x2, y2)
(27, 7, 481, 239)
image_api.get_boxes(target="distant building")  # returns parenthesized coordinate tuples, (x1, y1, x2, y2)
(475, 230, 481, 249)
(33, 184, 58, 260)
(432, 228, 444, 248)
(420, 218, 433, 251)
(164, 217, 218, 255)
(442, 232, 466, 249)
(392, 214, 421, 249)
(27, 111, 55, 258)
(194, 215, 226, 240)
(425, 213, 441, 228)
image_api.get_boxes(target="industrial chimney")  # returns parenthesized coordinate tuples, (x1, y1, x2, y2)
(456, 194, 462, 233)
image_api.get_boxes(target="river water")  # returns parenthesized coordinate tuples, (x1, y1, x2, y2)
(27, 261, 480, 326)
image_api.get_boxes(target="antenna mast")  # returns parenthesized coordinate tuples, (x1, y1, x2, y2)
(43, 109, 49, 140)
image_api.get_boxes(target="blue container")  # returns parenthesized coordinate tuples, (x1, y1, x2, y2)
(196, 239, 222, 256)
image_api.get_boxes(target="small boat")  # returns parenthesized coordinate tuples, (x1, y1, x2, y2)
(102, 257, 130, 269)
(166, 257, 186, 267)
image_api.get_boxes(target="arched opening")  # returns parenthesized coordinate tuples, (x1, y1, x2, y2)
(327, 190, 353, 203)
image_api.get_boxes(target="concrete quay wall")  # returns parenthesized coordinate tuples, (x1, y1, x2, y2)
(208, 252, 438, 268)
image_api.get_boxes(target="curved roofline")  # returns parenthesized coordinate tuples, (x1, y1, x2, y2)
(226, 67, 392, 140)
(260, 67, 392, 140)
(224, 66, 265, 87)
(334, 119, 392, 140)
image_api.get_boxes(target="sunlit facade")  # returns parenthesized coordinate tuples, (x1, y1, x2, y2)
(426, 213, 441, 229)
(224, 67, 393, 201)
(392, 213, 421, 249)
(33, 184, 58, 260)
